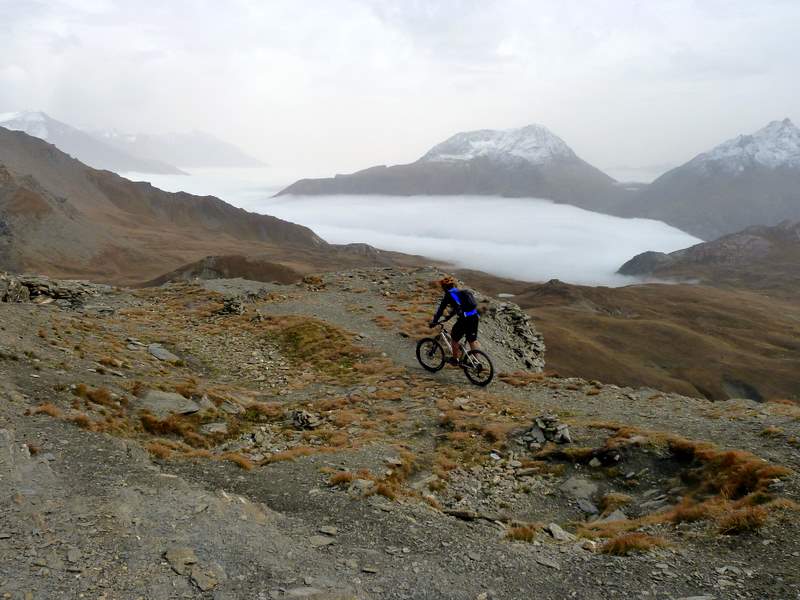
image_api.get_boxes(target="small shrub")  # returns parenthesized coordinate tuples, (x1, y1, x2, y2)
(600, 493, 633, 514)
(222, 452, 254, 470)
(600, 533, 668, 555)
(506, 523, 542, 542)
(329, 471, 356, 486)
(31, 403, 62, 418)
(145, 441, 173, 460)
(717, 506, 768, 534)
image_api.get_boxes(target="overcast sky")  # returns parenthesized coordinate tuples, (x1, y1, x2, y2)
(1, 0, 798, 178)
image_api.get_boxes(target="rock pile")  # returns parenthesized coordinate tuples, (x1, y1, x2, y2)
(483, 299, 546, 371)
(215, 297, 245, 315)
(0, 273, 102, 306)
(517, 414, 572, 450)
(292, 409, 322, 430)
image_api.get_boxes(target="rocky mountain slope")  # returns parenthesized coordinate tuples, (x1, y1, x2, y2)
(459, 269, 800, 402)
(0, 127, 420, 284)
(278, 125, 627, 212)
(618, 220, 800, 295)
(93, 129, 264, 168)
(0, 111, 183, 174)
(621, 119, 800, 239)
(1, 266, 798, 599)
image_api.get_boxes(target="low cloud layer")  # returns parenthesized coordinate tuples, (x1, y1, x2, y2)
(263, 195, 700, 286)
(127, 169, 700, 285)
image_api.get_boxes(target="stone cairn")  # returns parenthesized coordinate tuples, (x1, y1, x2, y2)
(518, 414, 572, 451)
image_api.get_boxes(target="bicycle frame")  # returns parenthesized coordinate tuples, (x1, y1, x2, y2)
(436, 325, 481, 369)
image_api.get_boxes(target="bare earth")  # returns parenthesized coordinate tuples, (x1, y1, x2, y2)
(1, 267, 799, 599)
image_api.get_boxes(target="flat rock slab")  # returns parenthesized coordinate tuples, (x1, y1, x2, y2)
(139, 390, 200, 419)
(149, 343, 180, 362)
(200, 422, 229, 435)
(559, 476, 598, 500)
(164, 546, 197, 575)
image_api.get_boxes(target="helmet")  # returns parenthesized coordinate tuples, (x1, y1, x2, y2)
(439, 276, 456, 290)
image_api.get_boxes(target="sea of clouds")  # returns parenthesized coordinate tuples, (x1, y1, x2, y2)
(124, 168, 700, 286)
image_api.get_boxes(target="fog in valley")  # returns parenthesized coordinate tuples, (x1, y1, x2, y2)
(128, 168, 698, 285)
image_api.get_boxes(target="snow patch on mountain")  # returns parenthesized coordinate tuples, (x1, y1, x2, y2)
(0, 111, 50, 140)
(690, 118, 800, 172)
(420, 124, 577, 166)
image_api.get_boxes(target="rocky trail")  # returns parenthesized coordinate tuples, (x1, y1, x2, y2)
(1, 268, 799, 599)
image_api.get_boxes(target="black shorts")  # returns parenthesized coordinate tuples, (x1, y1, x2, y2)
(452, 315, 479, 344)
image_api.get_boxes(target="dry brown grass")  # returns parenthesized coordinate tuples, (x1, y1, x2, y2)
(222, 452, 254, 470)
(70, 413, 93, 429)
(31, 403, 63, 418)
(74, 384, 120, 408)
(600, 493, 633, 514)
(717, 506, 768, 534)
(261, 316, 365, 383)
(329, 471, 357, 487)
(498, 371, 545, 387)
(263, 445, 318, 464)
(759, 426, 784, 438)
(506, 523, 543, 542)
(145, 441, 173, 459)
(600, 533, 668, 555)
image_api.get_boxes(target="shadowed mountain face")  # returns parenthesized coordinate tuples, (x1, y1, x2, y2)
(0, 112, 183, 174)
(620, 119, 800, 240)
(0, 127, 328, 284)
(278, 124, 629, 213)
(618, 220, 800, 296)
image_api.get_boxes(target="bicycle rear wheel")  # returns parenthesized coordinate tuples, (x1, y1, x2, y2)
(462, 350, 494, 386)
(416, 338, 446, 372)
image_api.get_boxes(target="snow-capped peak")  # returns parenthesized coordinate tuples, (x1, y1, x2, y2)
(420, 124, 577, 166)
(691, 118, 800, 171)
(0, 110, 52, 141)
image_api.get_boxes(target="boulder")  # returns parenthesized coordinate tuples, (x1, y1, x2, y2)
(559, 476, 598, 500)
(148, 344, 180, 362)
(138, 390, 200, 419)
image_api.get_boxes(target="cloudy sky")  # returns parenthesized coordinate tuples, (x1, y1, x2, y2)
(1, 0, 798, 178)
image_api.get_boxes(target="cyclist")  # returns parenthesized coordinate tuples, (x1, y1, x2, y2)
(429, 276, 480, 365)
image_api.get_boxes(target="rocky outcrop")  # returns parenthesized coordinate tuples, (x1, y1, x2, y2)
(480, 294, 546, 371)
(0, 273, 104, 306)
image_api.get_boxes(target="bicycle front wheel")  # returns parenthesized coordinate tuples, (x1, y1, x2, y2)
(463, 350, 494, 386)
(416, 338, 446, 372)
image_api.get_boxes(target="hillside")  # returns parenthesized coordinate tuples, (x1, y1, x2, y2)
(0, 111, 183, 174)
(278, 125, 628, 213)
(618, 220, 800, 296)
(621, 119, 800, 239)
(459, 270, 800, 402)
(0, 127, 420, 284)
(1, 267, 798, 599)
(94, 129, 264, 168)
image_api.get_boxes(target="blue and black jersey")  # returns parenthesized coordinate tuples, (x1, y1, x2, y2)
(432, 288, 479, 323)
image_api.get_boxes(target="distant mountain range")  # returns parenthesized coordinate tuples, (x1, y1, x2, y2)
(618, 220, 800, 296)
(0, 127, 415, 284)
(93, 129, 264, 168)
(618, 119, 800, 239)
(278, 124, 627, 213)
(0, 111, 264, 174)
(0, 111, 183, 174)
(279, 119, 800, 240)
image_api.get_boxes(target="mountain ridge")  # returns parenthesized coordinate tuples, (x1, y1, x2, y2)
(0, 111, 184, 174)
(618, 119, 800, 239)
(277, 123, 627, 212)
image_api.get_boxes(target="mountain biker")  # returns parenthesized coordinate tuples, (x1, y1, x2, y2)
(429, 276, 480, 365)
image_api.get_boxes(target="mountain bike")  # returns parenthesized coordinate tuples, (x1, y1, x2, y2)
(416, 322, 494, 386)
